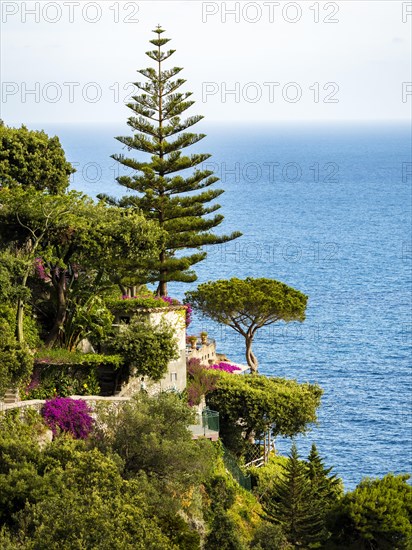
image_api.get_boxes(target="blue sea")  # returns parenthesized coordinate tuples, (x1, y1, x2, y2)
(36, 121, 411, 490)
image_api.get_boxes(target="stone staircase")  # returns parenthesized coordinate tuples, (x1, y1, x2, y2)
(97, 365, 122, 396)
(2, 388, 19, 404)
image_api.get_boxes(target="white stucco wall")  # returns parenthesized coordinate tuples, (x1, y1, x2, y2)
(148, 308, 187, 393)
(115, 306, 188, 396)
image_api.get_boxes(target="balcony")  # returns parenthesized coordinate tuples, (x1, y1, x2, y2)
(186, 337, 217, 365)
(189, 408, 219, 441)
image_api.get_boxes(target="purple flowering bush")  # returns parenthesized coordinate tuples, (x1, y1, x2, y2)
(186, 358, 218, 406)
(184, 303, 193, 328)
(41, 397, 94, 439)
(34, 257, 48, 280)
(159, 296, 175, 306)
(209, 362, 241, 373)
(185, 359, 240, 406)
(159, 296, 192, 327)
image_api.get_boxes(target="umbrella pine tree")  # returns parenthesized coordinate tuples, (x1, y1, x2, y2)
(107, 26, 241, 296)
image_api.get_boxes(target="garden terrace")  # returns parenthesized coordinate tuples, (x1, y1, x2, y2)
(0, 397, 220, 442)
(22, 350, 124, 400)
(186, 336, 217, 365)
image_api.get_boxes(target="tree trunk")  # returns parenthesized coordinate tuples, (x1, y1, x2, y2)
(156, 43, 167, 299)
(45, 270, 67, 347)
(16, 297, 25, 344)
(119, 283, 128, 296)
(15, 268, 30, 343)
(245, 335, 258, 374)
(156, 279, 167, 297)
(156, 251, 167, 297)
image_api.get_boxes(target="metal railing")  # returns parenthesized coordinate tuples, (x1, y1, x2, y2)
(222, 445, 252, 492)
(202, 408, 219, 433)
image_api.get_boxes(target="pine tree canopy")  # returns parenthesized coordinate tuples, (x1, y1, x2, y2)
(103, 26, 241, 295)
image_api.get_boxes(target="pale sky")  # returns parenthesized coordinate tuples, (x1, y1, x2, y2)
(1, 0, 411, 124)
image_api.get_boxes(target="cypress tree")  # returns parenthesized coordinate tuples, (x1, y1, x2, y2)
(263, 443, 324, 547)
(106, 26, 241, 296)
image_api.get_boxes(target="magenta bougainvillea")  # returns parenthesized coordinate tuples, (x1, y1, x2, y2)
(208, 362, 241, 373)
(41, 397, 94, 439)
(159, 296, 174, 305)
(184, 303, 193, 328)
(34, 257, 49, 281)
(186, 359, 241, 406)
(160, 296, 192, 327)
(186, 358, 218, 406)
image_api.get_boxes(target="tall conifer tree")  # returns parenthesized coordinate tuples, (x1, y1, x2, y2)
(306, 443, 342, 505)
(107, 26, 241, 296)
(264, 443, 324, 546)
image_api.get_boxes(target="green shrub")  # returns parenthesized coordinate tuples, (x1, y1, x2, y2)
(206, 474, 237, 511)
(250, 454, 288, 494)
(328, 473, 412, 549)
(250, 522, 292, 549)
(110, 317, 178, 381)
(62, 294, 114, 352)
(21, 351, 123, 399)
(205, 507, 247, 550)
(207, 372, 322, 457)
(92, 392, 216, 487)
(0, 320, 33, 398)
(0, 303, 40, 349)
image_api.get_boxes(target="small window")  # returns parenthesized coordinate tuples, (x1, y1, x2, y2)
(170, 372, 177, 382)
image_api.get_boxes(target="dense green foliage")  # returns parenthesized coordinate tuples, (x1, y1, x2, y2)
(0, 184, 162, 346)
(21, 350, 123, 399)
(109, 317, 178, 381)
(205, 468, 261, 550)
(0, 394, 410, 549)
(328, 473, 412, 549)
(0, 302, 40, 350)
(92, 392, 215, 486)
(206, 371, 322, 456)
(0, 251, 28, 306)
(250, 522, 292, 549)
(0, 395, 217, 548)
(205, 509, 247, 550)
(0, 430, 174, 548)
(0, 320, 33, 398)
(101, 26, 241, 296)
(0, 121, 74, 194)
(185, 277, 307, 373)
